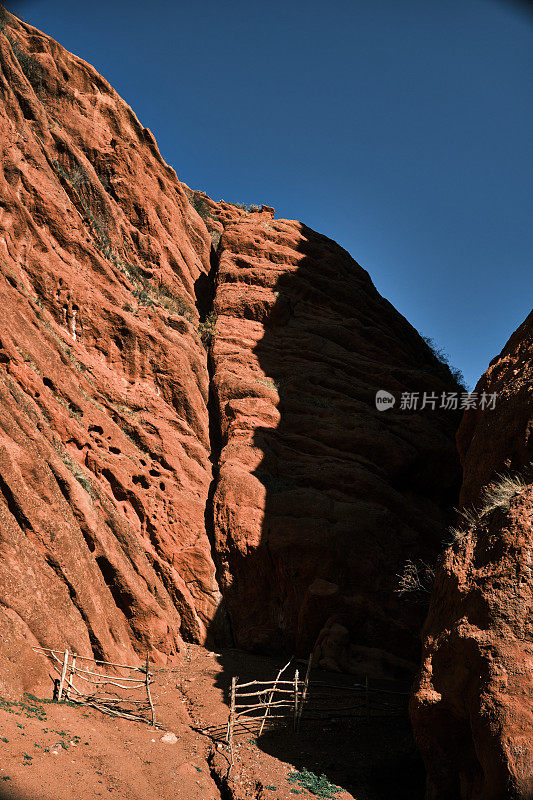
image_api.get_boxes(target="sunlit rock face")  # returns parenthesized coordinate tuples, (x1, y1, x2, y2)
(411, 310, 533, 800)
(0, 7, 463, 697)
(0, 9, 220, 691)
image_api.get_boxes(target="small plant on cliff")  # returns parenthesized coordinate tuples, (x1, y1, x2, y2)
(198, 312, 218, 346)
(0, 5, 8, 32)
(287, 768, 341, 798)
(396, 559, 435, 600)
(52, 159, 194, 321)
(445, 506, 478, 545)
(9, 37, 46, 94)
(185, 190, 213, 223)
(133, 288, 156, 309)
(67, 165, 89, 192)
(51, 160, 139, 280)
(58, 451, 96, 499)
(256, 377, 280, 391)
(479, 472, 527, 516)
(225, 200, 248, 210)
(421, 335, 466, 389)
(155, 287, 194, 320)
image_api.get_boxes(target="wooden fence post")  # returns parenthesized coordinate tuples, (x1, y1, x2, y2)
(296, 652, 312, 732)
(146, 653, 155, 727)
(65, 654, 76, 701)
(57, 649, 69, 702)
(259, 659, 292, 736)
(228, 675, 237, 749)
(293, 670, 299, 731)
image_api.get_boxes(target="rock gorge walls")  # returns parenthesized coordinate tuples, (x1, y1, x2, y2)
(411, 310, 533, 799)
(0, 8, 465, 695)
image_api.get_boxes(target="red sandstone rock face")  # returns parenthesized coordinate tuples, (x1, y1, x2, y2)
(0, 9, 465, 696)
(206, 214, 463, 677)
(411, 312, 533, 799)
(0, 10, 220, 690)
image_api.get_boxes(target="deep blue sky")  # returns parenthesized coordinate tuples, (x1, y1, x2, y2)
(10, 0, 533, 388)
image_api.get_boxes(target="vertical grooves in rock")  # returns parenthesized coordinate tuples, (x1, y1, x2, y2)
(195, 242, 234, 646)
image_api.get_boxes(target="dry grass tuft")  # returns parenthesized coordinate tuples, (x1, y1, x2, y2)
(395, 559, 434, 599)
(479, 473, 527, 516)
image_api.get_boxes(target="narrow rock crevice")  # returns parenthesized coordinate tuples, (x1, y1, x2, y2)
(0, 473, 35, 535)
(195, 245, 218, 322)
(194, 242, 234, 647)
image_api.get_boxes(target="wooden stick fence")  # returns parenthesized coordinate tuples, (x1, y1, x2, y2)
(227, 661, 310, 752)
(259, 658, 292, 736)
(32, 647, 157, 726)
(220, 656, 409, 748)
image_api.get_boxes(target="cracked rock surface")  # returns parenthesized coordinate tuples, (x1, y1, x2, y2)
(0, 9, 462, 693)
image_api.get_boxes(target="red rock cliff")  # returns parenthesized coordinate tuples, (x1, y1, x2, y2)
(411, 310, 533, 799)
(201, 202, 463, 677)
(0, 8, 464, 693)
(0, 9, 220, 692)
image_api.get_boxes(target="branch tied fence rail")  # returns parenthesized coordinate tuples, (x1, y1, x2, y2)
(32, 647, 157, 726)
(219, 656, 410, 750)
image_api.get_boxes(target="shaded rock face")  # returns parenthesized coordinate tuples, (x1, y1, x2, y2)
(206, 215, 463, 676)
(411, 312, 533, 800)
(0, 11, 220, 687)
(0, 9, 464, 693)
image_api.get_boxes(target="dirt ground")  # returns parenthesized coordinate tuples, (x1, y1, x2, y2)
(0, 645, 425, 800)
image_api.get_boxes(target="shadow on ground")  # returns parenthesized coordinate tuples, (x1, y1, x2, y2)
(210, 648, 425, 800)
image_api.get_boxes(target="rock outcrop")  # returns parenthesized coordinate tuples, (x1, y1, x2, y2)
(411, 311, 533, 799)
(457, 309, 533, 509)
(0, 9, 220, 690)
(0, 7, 465, 694)
(206, 211, 463, 676)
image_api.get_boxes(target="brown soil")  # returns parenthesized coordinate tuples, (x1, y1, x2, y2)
(0, 645, 423, 800)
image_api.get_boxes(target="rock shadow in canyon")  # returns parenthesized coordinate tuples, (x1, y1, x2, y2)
(204, 218, 463, 795)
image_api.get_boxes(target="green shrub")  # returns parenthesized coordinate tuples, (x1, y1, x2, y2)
(222, 200, 261, 213)
(287, 768, 341, 798)
(198, 312, 218, 346)
(133, 288, 156, 309)
(222, 200, 250, 211)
